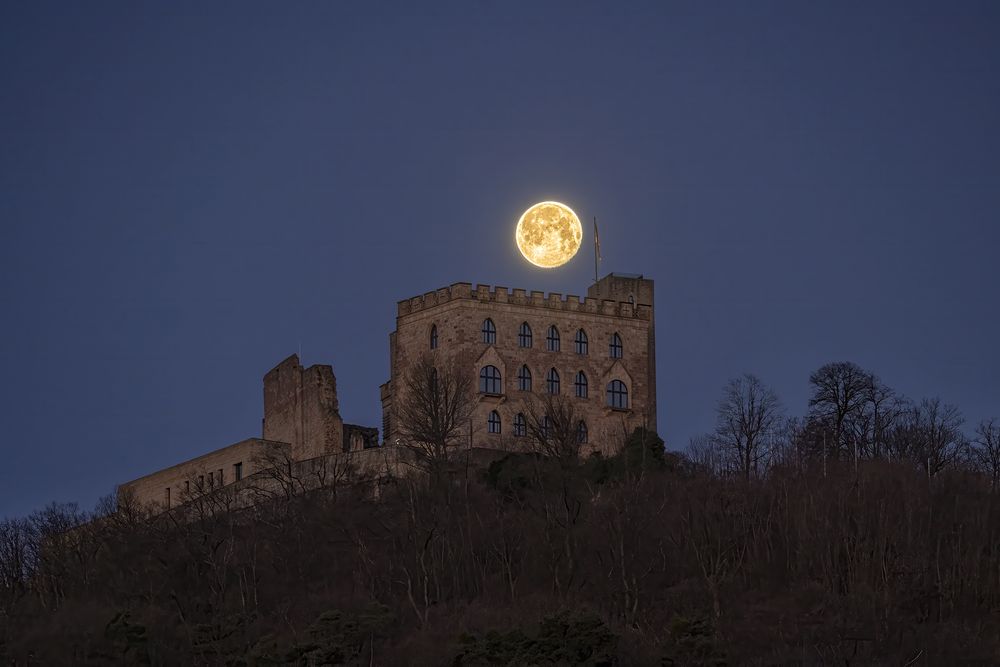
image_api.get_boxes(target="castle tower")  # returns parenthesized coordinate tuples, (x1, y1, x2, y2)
(381, 273, 657, 453)
(263, 354, 344, 460)
(587, 273, 656, 434)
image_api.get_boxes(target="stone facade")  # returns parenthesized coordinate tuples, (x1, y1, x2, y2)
(380, 273, 656, 455)
(118, 438, 283, 510)
(263, 354, 344, 460)
(119, 273, 658, 512)
(120, 355, 372, 510)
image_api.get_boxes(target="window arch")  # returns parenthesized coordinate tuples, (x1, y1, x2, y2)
(574, 371, 588, 398)
(513, 413, 526, 437)
(518, 322, 532, 348)
(609, 332, 623, 358)
(574, 328, 588, 355)
(430, 324, 438, 350)
(482, 318, 497, 344)
(546, 368, 560, 394)
(479, 365, 501, 394)
(488, 410, 501, 434)
(546, 325, 560, 351)
(517, 364, 532, 391)
(577, 420, 588, 444)
(607, 379, 629, 409)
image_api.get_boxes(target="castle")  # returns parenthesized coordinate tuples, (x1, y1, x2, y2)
(119, 273, 656, 509)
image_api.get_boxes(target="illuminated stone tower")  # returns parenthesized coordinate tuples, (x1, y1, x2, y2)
(380, 273, 656, 453)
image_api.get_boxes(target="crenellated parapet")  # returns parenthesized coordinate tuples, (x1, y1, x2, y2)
(397, 281, 652, 320)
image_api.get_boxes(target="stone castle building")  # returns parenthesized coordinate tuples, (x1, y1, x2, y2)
(119, 273, 656, 510)
(119, 354, 378, 509)
(380, 273, 656, 453)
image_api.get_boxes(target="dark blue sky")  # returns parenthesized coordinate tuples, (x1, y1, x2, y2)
(2, 1, 998, 518)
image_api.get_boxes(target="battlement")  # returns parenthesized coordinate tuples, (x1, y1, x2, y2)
(397, 281, 652, 321)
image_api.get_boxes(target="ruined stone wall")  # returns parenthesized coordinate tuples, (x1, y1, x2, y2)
(123, 445, 421, 517)
(117, 438, 285, 511)
(344, 423, 379, 452)
(262, 354, 344, 460)
(383, 275, 657, 455)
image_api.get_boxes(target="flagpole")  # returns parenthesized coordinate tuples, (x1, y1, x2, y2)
(593, 216, 599, 284)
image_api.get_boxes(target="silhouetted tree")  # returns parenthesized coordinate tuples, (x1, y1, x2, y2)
(888, 397, 966, 479)
(396, 351, 475, 475)
(855, 373, 904, 460)
(808, 361, 872, 465)
(523, 393, 585, 463)
(972, 418, 1000, 490)
(713, 374, 785, 481)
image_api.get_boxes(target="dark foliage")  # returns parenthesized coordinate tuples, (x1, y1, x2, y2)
(2, 383, 1000, 664)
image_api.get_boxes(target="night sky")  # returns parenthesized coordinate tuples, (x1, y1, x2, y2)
(2, 2, 998, 518)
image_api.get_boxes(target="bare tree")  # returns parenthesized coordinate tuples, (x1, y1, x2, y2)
(713, 374, 784, 481)
(808, 362, 872, 466)
(249, 442, 355, 502)
(396, 351, 476, 475)
(687, 434, 723, 476)
(855, 374, 904, 460)
(888, 397, 966, 479)
(971, 418, 1000, 491)
(523, 393, 585, 463)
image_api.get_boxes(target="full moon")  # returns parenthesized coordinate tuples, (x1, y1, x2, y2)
(515, 201, 583, 268)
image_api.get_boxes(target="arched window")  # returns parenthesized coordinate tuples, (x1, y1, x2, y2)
(518, 322, 533, 348)
(488, 410, 501, 434)
(574, 371, 588, 398)
(513, 413, 526, 437)
(609, 332, 623, 358)
(577, 420, 588, 444)
(541, 416, 552, 439)
(517, 365, 532, 391)
(546, 368, 560, 395)
(479, 365, 501, 394)
(574, 328, 588, 355)
(482, 318, 496, 344)
(546, 325, 560, 351)
(607, 379, 629, 409)
(430, 324, 438, 350)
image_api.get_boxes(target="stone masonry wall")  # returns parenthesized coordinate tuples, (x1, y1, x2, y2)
(262, 354, 344, 460)
(383, 274, 656, 454)
(118, 438, 285, 510)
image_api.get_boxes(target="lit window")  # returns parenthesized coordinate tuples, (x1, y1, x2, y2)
(513, 413, 526, 437)
(577, 420, 588, 444)
(488, 410, 501, 434)
(546, 325, 560, 351)
(575, 328, 588, 355)
(607, 379, 629, 409)
(546, 368, 560, 395)
(517, 365, 532, 391)
(574, 371, 588, 398)
(518, 322, 532, 348)
(430, 324, 438, 350)
(480, 365, 502, 394)
(610, 332, 623, 358)
(482, 318, 496, 344)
